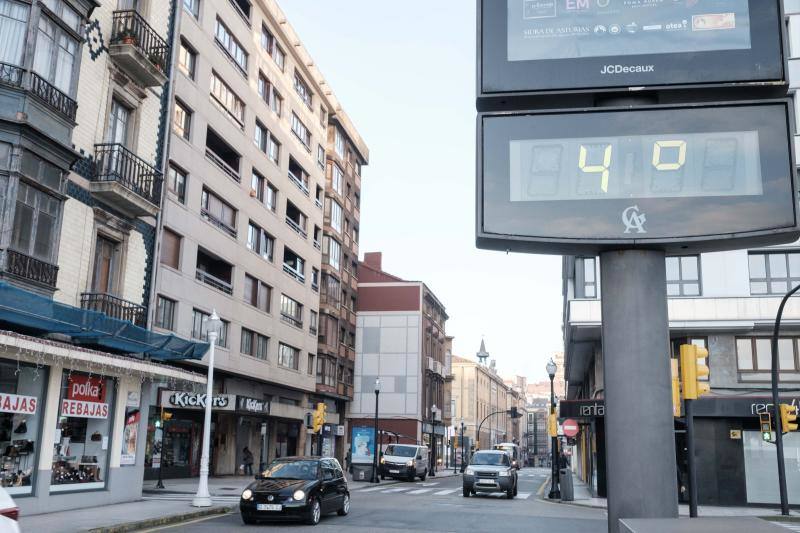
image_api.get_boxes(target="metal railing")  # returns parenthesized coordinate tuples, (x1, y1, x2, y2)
(93, 143, 163, 206)
(110, 10, 169, 73)
(29, 72, 77, 121)
(205, 148, 240, 182)
(0, 62, 22, 88)
(288, 171, 309, 196)
(80, 292, 147, 327)
(282, 264, 305, 283)
(200, 209, 237, 238)
(195, 269, 233, 295)
(285, 217, 307, 238)
(281, 312, 303, 329)
(4, 250, 58, 288)
(313, 240, 321, 251)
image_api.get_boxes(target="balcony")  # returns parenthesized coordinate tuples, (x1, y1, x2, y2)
(285, 202, 308, 239)
(29, 72, 77, 121)
(0, 62, 23, 88)
(206, 129, 241, 183)
(288, 158, 310, 196)
(80, 292, 146, 327)
(109, 10, 168, 87)
(196, 248, 233, 295)
(91, 144, 162, 217)
(2, 249, 58, 289)
(336, 382, 354, 399)
(281, 312, 303, 329)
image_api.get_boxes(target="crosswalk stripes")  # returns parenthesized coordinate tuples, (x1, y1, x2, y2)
(352, 486, 386, 493)
(407, 488, 433, 495)
(433, 489, 459, 495)
(775, 523, 800, 532)
(381, 487, 410, 493)
(516, 492, 531, 499)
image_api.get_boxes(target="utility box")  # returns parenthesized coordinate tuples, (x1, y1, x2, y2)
(559, 468, 574, 502)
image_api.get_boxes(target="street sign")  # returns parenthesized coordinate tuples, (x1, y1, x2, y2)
(562, 419, 579, 438)
(477, 100, 798, 254)
(478, 0, 785, 104)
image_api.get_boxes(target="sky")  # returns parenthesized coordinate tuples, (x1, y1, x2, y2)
(280, 0, 564, 382)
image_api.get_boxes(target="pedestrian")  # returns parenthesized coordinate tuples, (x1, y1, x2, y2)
(242, 447, 254, 476)
(345, 448, 352, 474)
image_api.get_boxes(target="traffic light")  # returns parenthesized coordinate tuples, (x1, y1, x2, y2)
(304, 412, 313, 429)
(671, 359, 681, 417)
(312, 402, 326, 433)
(680, 344, 710, 400)
(509, 406, 522, 419)
(780, 404, 798, 434)
(548, 411, 558, 437)
(761, 412, 773, 442)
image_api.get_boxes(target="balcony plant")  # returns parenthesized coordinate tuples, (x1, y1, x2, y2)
(114, 27, 138, 46)
(148, 52, 165, 72)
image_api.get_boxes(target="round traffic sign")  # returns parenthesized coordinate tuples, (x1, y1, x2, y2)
(562, 419, 579, 438)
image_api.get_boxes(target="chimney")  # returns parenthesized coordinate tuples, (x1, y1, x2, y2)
(363, 252, 382, 271)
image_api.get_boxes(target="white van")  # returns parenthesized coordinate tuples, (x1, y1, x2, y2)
(493, 442, 521, 469)
(379, 444, 429, 481)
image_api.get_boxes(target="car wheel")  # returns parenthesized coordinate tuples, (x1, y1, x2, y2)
(338, 494, 350, 516)
(419, 469, 427, 481)
(306, 498, 321, 526)
(506, 487, 514, 499)
(242, 515, 257, 525)
(462, 487, 470, 497)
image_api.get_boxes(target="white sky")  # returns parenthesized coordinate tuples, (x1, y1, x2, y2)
(280, 0, 564, 382)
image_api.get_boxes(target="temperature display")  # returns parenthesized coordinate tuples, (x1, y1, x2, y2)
(510, 131, 762, 201)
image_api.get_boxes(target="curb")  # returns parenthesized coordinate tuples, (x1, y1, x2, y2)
(84, 505, 232, 533)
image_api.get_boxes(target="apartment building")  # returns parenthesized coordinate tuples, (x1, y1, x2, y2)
(526, 398, 550, 465)
(150, 0, 367, 477)
(349, 252, 449, 475)
(315, 111, 368, 463)
(0, 0, 205, 515)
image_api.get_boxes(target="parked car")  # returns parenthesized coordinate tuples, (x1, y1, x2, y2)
(240, 457, 349, 526)
(380, 444, 429, 481)
(493, 442, 522, 469)
(463, 450, 518, 499)
(0, 486, 19, 532)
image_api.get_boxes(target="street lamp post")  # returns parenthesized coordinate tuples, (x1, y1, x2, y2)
(430, 404, 439, 477)
(546, 358, 561, 500)
(459, 419, 466, 473)
(192, 310, 222, 508)
(371, 378, 381, 483)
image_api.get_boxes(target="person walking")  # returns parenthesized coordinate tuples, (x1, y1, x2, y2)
(242, 447, 254, 476)
(345, 448, 352, 474)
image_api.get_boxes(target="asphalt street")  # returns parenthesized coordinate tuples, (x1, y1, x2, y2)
(141, 468, 607, 532)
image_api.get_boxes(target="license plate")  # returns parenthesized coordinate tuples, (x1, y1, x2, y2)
(257, 504, 282, 511)
(477, 479, 494, 484)
(389, 469, 400, 474)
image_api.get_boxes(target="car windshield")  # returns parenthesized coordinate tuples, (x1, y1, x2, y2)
(261, 460, 318, 480)
(385, 445, 417, 457)
(471, 453, 509, 466)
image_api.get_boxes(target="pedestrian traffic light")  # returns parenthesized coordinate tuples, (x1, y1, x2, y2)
(671, 359, 681, 417)
(780, 404, 798, 434)
(680, 344, 710, 400)
(312, 403, 326, 433)
(548, 411, 558, 437)
(761, 412, 773, 442)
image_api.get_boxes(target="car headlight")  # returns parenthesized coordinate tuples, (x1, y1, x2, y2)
(499, 469, 512, 477)
(465, 467, 475, 475)
(242, 489, 253, 500)
(406, 460, 414, 467)
(293, 490, 306, 501)
(380, 457, 385, 464)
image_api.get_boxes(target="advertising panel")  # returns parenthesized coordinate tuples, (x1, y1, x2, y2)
(351, 426, 376, 464)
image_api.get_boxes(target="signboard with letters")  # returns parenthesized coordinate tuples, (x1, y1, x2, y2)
(62, 375, 109, 419)
(236, 396, 270, 415)
(159, 390, 236, 411)
(0, 393, 37, 415)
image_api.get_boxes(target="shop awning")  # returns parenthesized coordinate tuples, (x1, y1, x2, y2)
(0, 282, 208, 361)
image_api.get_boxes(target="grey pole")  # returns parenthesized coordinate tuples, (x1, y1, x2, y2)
(600, 249, 678, 533)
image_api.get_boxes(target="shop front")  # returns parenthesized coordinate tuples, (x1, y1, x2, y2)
(234, 396, 270, 474)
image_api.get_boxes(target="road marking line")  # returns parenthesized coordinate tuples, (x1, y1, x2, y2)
(419, 482, 439, 486)
(434, 489, 459, 495)
(352, 486, 387, 493)
(517, 492, 531, 499)
(407, 488, 433, 494)
(381, 487, 410, 493)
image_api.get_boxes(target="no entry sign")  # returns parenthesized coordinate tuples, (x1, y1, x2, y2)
(562, 419, 579, 438)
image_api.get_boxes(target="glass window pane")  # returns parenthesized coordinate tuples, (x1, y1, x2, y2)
(584, 258, 595, 283)
(790, 254, 800, 278)
(755, 339, 772, 370)
(683, 283, 700, 296)
(665, 257, 679, 281)
(750, 282, 768, 295)
(779, 338, 795, 370)
(771, 281, 788, 294)
(666, 283, 680, 296)
(749, 254, 766, 279)
(584, 285, 595, 298)
(33, 211, 54, 259)
(681, 257, 698, 281)
(770, 254, 788, 278)
(736, 339, 753, 370)
(11, 202, 33, 251)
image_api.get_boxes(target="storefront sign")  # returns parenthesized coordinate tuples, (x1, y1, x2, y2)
(351, 426, 375, 464)
(159, 391, 235, 411)
(559, 396, 800, 419)
(0, 392, 37, 415)
(126, 391, 140, 408)
(336, 425, 345, 437)
(67, 375, 106, 403)
(423, 423, 446, 436)
(61, 399, 109, 419)
(560, 399, 605, 419)
(236, 396, 269, 415)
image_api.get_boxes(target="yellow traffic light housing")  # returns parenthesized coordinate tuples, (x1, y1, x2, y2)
(780, 404, 798, 434)
(312, 402, 326, 433)
(680, 344, 710, 400)
(761, 412, 773, 442)
(671, 359, 681, 417)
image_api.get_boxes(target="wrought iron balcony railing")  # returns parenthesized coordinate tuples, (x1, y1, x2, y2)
(110, 10, 168, 73)
(80, 292, 147, 327)
(93, 143, 163, 207)
(4, 249, 58, 288)
(29, 72, 77, 121)
(0, 62, 23, 88)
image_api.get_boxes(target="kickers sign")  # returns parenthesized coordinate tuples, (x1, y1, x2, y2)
(61, 375, 109, 419)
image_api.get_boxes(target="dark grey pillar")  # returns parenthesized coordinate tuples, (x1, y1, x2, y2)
(600, 249, 678, 533)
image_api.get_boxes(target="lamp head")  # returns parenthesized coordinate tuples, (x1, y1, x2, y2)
(546, 358, 557, 379)
(374, 377, 381, 393)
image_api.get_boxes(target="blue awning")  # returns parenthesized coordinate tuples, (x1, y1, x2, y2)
(0, 282, 208, 360)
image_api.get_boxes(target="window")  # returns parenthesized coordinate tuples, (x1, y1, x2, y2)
(280, 294, 303, 328)
(241, 329, 268, 360)
(167, 164, 187, 203)
(201, 188, 237, 236)
(319, 105, 327, 127)
(315, 185, 323, 207)
(247, 222, 274, 261)
(291, 113, 311, 149)
(244, 273, 272, 313)
(317, 145, 325, 169)
(191, 309, 228, 347)
(91, 235, 121, 294)
(173, 99, 191, 140)
(282, 247, 305, 281)
(288, 157, 309, 194)
(251, 171, 277, 211)
(266, 182, 277, 211)
(749, 252, 800, 295)
(0, 0, 29, 67)
(317, 356, 336, 387)
(331, 164, 343, 196)
(574, 257, 597, 299)
(196, 248, 233, 294)
(160, 228, 181, 269)
(258, 73, 282, 116)
(294, 71, 313, 108)
(334, 128, 345, 159)
(310, 310, 318, 335)
(323, 236, 341, 270)
(205, 128, 240, 180)
(260, 25, 284, 70)
(666, 256, 700, 297)
(254, 121, 279, 163)
(736, 337, 800, 372)
(229, 0, 250, 21)
(11, 182, 60, 262)
(327, 198, 343, 234)
(353, 226, 359, 244)
(33, 12, 78, 94)
(211, 72, 244, 125)
(285, 200, 308, 237)
(308, 354, 315, 375)
(154, 295, 176, 330)
(178, 39, 196, 79)
(278, 343, 299, 370)
(214, 18, 247, 73)
(311, 267, 319, 291)
(183, 0, 199, 18)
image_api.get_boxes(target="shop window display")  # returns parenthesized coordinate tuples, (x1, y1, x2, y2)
(0, 361, 45, 495)
(51, 372, 114, 491)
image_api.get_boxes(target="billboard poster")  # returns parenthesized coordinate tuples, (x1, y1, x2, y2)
(351, 426, 375, 464)
(121, 409, 140, 466)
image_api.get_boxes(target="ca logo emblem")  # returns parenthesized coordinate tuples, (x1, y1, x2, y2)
(622, 205, 647, 234)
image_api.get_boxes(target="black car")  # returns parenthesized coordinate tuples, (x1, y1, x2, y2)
(240, 457, 350, 526)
